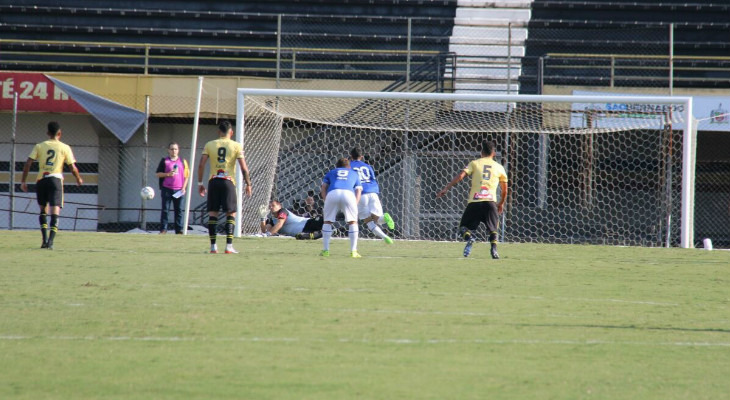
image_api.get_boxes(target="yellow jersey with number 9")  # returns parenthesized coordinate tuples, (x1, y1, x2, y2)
(202, 138, 243, 183)
(463, 157, 508, 203)
(28, 140, 76, 181)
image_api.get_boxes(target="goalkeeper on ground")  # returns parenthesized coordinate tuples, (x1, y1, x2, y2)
(260, 200, 324, 240)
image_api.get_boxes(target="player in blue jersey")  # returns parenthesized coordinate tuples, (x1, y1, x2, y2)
(260, 200, 324, 239)
(320, 158, 363, 258)
(349, 148, 395, 244)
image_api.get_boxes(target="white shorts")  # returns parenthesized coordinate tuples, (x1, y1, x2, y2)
(357, 192, 383, 220)
(323, 189, 358, 222)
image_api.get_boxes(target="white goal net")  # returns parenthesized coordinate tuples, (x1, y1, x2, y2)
(236, 89, 695, 248)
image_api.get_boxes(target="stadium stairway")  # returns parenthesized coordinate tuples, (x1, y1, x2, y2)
(446, 0, 533, 96)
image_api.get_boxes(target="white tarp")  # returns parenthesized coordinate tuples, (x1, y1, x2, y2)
(45, 75, 145, 143)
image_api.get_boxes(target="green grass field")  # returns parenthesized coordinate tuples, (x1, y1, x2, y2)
(1, 230, 728, 399)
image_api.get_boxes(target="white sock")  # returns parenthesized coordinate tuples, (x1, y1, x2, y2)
(348, 224, 359, 252)
(367, 221, 387, 239)
(322, 224, 332, 251)
(376, 215, 385, 225)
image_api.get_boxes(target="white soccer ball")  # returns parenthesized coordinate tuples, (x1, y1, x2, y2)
(140, 186, 155, 200)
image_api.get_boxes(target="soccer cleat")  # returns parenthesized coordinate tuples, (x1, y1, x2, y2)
(383, 213, 395, 230)
(383, 236, 394, 245)
(350, 251, 362, 258)
(210, 244, 218, 254)
(463, 238, 475, 258)
(319, 250, 330, 257)
(490, 245, 500, 260)
(46, 242, 54, 250)
(41, 242, 48, 249)
(295, 233, 304, 240)
(225, 246, 238, 254)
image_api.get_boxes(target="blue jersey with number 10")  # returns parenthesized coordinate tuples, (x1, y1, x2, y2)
(323, 167, 362, 193)
(350, 160, 380, 194)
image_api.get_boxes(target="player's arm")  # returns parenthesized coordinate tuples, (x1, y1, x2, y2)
(20, 157, 35, 193)
(267, 218, 286, 236)
(436, 171, 467, 198)
(237, 157, 252, 197)
(497, 181, 508, 214)
(320, 182, 329, 201)
(197, 154, 208, 196)
(355, 186, 362, 204)
(69, 163, 83, 186)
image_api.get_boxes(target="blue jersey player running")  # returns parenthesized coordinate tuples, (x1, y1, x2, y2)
(320, 158, 363, 258)
(349, 148, 395, 244)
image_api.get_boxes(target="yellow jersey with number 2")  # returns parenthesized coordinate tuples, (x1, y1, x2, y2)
(463, 157, 508, 203)
(28, 140, 76, 181)
(202, 138, 244, 183)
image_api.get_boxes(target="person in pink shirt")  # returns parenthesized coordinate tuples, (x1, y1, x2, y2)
(155, 142, 189, 234)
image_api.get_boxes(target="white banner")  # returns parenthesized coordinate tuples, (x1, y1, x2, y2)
(571, 90, 730, 132)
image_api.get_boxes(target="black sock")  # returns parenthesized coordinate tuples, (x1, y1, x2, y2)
(226, 216, 235, 245)
(48, 214, 59, 244)
(39, 213, 48, 244)
(489, 231, 498, 247)
(459, 227, 472, 242)
(208, 216, 218, 245)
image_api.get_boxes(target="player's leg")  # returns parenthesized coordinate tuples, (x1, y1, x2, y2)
(45, 179, 63, 250)
(344, 191, 360, 257)
(206, 180, 221, 253)
(222, 180, 238, 254)
(159, 187, 171, 233)
(485, 202, 500, 259)
(36, 179, 49, 248)
(359, 194, 392, 244)
(172, 192, 183, 234)
(380, 212, 395, 230)
(320, 193, 339, 256)
(298, 217, 323, 240)
(458, 203, 480, 257)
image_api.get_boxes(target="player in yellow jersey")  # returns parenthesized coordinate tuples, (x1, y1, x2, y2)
(20, 122, 83, 250)
(197, 120, 252, 254)
(437, 141, 508, 259)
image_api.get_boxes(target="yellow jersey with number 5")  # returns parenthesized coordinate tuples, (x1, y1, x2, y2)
(202, 138, 243, 182)
(463, 157, 508, 203)
(28, 140, 76, 181)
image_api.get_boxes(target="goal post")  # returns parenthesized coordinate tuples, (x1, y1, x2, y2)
(237, 88, 696, 248)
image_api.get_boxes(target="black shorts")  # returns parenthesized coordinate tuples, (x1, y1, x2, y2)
(302, 216, 324, 233)
(36, 177, 64, 208)
(206, 179, 237, 213)
(459, 201, 499, 233)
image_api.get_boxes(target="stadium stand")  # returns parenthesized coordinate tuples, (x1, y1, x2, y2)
(521, 0, 730, 93)
(0, 1, 457, 80)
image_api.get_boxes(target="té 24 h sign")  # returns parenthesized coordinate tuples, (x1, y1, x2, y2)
(0, 72, 86, 113)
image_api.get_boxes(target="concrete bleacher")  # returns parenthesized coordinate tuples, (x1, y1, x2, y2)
(0, 1, 457, 79)
(520, 0, 730, 93)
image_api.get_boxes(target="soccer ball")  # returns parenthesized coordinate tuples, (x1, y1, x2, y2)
(140, 186, 155, 200)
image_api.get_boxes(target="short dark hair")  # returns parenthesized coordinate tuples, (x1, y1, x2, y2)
(350, 148, 362, 160)
(481, 141, 495, 156)
(47, 121, 61, 136)
(336, 158, 350, 168)
(218, 120, 232, 134)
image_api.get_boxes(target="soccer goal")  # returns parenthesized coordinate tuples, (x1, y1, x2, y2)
(236, 89, 696, 248)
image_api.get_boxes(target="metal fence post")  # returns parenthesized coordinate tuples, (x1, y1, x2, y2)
(669, 23, 674, 95)
(276, 14, 282, 89)
(406, 18, 412, 92)
(9, 92, 18, 229)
